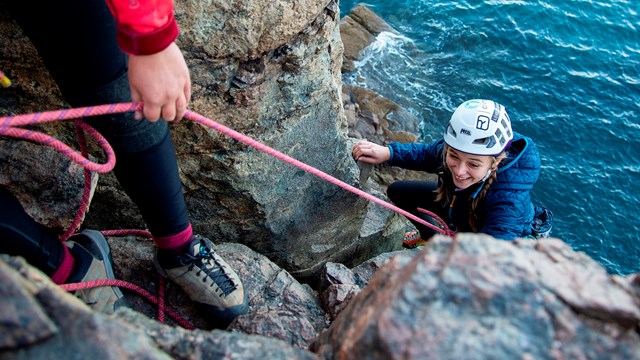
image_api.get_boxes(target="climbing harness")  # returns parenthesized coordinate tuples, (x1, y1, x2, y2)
(0, 102, 455, 328)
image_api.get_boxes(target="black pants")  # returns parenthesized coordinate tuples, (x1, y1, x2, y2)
(0, 0, 189, 276)
(387, 180, 449, 240)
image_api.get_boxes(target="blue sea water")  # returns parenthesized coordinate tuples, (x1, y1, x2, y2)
(339, 0, 640, 275)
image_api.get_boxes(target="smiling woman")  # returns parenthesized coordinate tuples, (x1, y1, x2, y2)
(444, 147, 501, 189)
(352, 99, 542, 245)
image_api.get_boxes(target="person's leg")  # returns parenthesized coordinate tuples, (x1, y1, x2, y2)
(0, 187, 73, 283)
(387, 180, 448, 240)
(6, 0, 246, 324)
(5, 0, 188, 237)
(5, 0, 246, 324)
(0, 187, 125, 313)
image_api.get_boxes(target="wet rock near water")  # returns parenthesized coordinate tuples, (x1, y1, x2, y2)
(339, 4, 398, 73)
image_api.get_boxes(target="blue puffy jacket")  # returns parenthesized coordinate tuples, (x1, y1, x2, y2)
(387, 132, 541, 240)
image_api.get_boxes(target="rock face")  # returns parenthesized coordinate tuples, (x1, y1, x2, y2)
(312, 234, 640, 359)
(0, 139, 93, 232)
(165, 0, 377, 279)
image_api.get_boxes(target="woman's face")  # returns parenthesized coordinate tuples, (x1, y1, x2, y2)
(445, 148, 495, 189)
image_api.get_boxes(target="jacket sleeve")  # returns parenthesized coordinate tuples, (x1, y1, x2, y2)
(479, 190, 533, 240)
(105, 0, 179, 55)
(387, 139, 444, 173)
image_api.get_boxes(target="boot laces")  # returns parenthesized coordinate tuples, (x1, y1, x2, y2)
(188, 240, 238, 296)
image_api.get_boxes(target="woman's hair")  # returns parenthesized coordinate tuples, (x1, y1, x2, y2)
(435, 144, 507, 232)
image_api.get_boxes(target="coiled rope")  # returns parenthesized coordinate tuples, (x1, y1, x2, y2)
(0, 102, 454, 328)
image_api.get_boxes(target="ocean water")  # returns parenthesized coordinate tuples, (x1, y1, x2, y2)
(339, 0, 639, 275)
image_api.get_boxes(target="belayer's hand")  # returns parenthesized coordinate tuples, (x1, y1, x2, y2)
(352, 141, 391, 164)
(128, 42, 191, 122)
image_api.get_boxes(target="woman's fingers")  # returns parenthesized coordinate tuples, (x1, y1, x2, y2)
(352, 141, 390, 164)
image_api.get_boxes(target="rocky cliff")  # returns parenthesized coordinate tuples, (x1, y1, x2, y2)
(0, 0, 405, 282)
(1, 2, 639, 359)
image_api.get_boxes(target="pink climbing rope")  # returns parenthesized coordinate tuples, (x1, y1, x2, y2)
(185, 109, 454, 236)
(61, 277, 193, 330)
(0, 103, 139, 173)
(0, 101, 454, 235)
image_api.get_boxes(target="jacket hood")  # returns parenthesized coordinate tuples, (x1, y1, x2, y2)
(493, 132, 540, 191)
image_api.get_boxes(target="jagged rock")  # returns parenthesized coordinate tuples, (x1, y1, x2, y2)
(105, 235, 328, 348)
(225, 244, 328, 349)
(0, 256, 58, 350)
(342, 83, 433, 187)
(343, 84, 420, 145)
(319, 283, 359, 321)
(312, 234, 640, 359)
(0, 136, 97, 232)
(319, 262, 359, 291)
(115, 307, 319, 360)
(0, 255, 318, 359)
(318, 250, 420, 320)
(231, 309, 319, 350)
(0, 255, 174, 359)
(351, 249, 418, 285)
(317, 262, 360, 320)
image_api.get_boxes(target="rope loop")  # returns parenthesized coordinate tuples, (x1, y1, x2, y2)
(0, 103, 142, 173)
(417, 207, 456, 237)
(60, 277, 194, 330)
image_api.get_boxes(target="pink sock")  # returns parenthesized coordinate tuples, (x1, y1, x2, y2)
(50, 245, 75, 285)
(153, 224, 193, 250)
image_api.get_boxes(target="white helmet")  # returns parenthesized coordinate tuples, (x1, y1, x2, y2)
(443, 99, 513, 156)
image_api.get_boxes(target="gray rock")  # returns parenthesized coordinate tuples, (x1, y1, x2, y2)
(0, 138, 95, 231)
(312, 234, 640, 360)
(0, 256, 58, 350)
(106, 235, 328, 347)
(0, 255, 173, 359)
(0, 255, 318, 359)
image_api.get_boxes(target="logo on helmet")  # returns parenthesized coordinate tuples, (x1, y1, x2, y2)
(464, 100, 481, 109)
(460, 128, 471, 136)
(476, 115, 490, 131)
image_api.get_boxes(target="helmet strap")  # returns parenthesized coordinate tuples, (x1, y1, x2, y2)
(480, 169, 492, 182)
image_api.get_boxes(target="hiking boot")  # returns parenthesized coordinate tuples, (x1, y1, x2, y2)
(154, 237, 248, 326)
(66, 230, 127, 314)
(402, 231, 428, 249)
